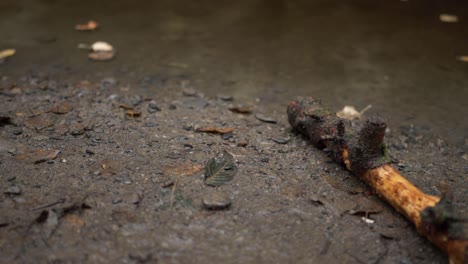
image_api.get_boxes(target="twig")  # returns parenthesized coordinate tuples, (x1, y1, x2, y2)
(170, 178, 179, 209)
(287, 96, 467, 264)
(30, 198, 66, 211)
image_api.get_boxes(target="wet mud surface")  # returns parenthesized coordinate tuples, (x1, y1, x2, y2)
(1, 0, 467, 263)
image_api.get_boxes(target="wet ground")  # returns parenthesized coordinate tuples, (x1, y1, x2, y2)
(1, 0, 467, 263)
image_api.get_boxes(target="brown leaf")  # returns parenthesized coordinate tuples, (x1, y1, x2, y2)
(119, 104, 134, 110)
(75, 20, 99, 31)
(196, 126, 234, 134)
(24, 116, 55, 130)
(50, 102, 73, 114)
(100, 159, 120, 176)
(16, 149, 60, 164)
(457, 56, 468, 62)
(0, 49, 16, 60)
(126, 109, 141, 118)
(229, 105, 253, 114)
(88, 51, 115, 61)
(163, 162, 203, 177)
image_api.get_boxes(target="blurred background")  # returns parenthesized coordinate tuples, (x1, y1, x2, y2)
(1, 0, 467, 144)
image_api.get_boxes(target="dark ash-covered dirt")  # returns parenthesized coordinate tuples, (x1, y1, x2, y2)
(0, 75, 466, 263)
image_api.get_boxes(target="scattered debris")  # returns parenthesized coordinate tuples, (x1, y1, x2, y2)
(196, 126, 234, 134)
(63, 214, 86, 229)
(91, 41, 114, 52)
(0, 49, 16, 60)
(439, 14, 459, 23)
(349, 206, 383, 219)
(126, 109, 141, 118)
(163, 162, 203, 177)
(205, 152, 237, 186)
(229, 105, 253, 114)
(184, 98, 209, 109)
(202, 192, 232, 210)
(100, 159, 119, 176)
(336, 105, 372, 120)
(88, 51, 115, 61)
(362, 217, 375, 224)
(4, 186, 21, 195)
(126, 193, 141, 205)
(16, 149, 60, 164)
(50, 101, 73, 114)
(255, 113, 277, 123)
(237, 140, 248, 147)
(75, 20, 99, 31)
(80, 41, 115, 61)
(271, 137, 289, 144)
(456, 56, 468, 63)
(119, 104, 134, 110)
(24, 115, 55, 130)
(462, 154, 468, 161)
(170, 178, 179, 208)
(182, 87, 197, 97)
(148, 101, 161, 112)
(217, 94, 233, 101)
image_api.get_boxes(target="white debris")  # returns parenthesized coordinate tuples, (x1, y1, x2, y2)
(91, 41, 114, 52)
(362, 217, 375, 224)
(439, 14, 459, 23)
(336, 105, 372, 121)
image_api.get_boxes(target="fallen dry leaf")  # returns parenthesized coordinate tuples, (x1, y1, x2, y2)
(0, 49, 16, 60)
(16, 149, 60, 164)
(229, 104, 253, 114)
(163, 162, 203, 177)
(88, 51, 115, 61)
(456, 56, 468, 62)
(119, 104, 134, 110)
(50, 101, 73, 114)
(24, 116, 55, 130)
(126, 109, 141, 118)
(196, 126, 234, 134)
(439, 14, 459, 23)
(75, 20, 99, 31)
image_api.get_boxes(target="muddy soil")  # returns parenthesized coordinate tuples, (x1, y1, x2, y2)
(1, 0, 467, 263)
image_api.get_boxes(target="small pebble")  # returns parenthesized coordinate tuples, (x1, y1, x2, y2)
(255, 113, 277, 123)
(272, 137, 289, 144)
(237, 140, 248, 147)
(182, 87, 197, 97)
(127, 193, 141, 204)
(217, 94, 233, 101)
(260, 158, 269, 163)
(148, 101, 161, 112)
(202, 193, 232, 210)
(4, 186, 21, 195)
(222, 133, 234, 140)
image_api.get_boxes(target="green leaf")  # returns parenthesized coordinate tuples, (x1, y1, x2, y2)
(205, 153, 237, 186)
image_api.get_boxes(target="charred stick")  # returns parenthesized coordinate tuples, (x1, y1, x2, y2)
(287, 97, 467, 264)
